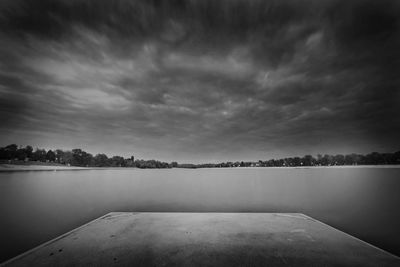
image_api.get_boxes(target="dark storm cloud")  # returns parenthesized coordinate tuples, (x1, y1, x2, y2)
(0, 0, 399, 162)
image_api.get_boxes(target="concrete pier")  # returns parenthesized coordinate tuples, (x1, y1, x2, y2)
(2, 213, 399, 266)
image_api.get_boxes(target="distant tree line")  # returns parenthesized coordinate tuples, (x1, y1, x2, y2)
(0, 144, 175, 168)
(186, 151, 400, 168)
(0, 144, 399, 168)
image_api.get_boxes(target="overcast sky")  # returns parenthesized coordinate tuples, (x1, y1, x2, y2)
(0, 0, 399, 163)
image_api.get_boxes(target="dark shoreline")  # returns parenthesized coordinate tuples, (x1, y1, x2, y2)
(1, 164, 400, 172)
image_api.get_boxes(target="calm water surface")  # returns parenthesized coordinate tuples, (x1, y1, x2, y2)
(1, 167, 399, 262)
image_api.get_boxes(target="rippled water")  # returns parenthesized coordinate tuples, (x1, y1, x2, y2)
(1, 167, 399, 262)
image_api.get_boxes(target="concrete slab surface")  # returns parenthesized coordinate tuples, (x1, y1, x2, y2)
(2, 212, 399, 266)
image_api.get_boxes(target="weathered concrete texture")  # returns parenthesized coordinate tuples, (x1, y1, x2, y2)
(2, 213, 399, 267)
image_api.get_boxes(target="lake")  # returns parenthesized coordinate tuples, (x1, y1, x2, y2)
(1, 167, 399, 262)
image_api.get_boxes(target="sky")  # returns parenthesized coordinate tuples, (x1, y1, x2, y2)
(0, 0, 399, 163)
